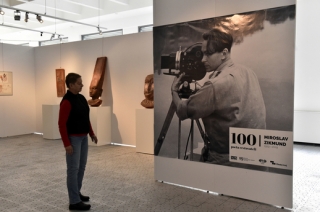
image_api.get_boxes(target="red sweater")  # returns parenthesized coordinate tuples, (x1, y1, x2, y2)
(58, 100, 95, 147)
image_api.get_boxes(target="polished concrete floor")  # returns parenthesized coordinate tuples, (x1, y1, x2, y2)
(0, 134, 318, 212)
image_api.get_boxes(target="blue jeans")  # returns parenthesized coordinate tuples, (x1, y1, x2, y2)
(66, 135, 88, 204)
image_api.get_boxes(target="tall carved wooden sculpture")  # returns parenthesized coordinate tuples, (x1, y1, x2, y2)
(141, 74, 154, 108)
(56, 69, 66, 97)
(87, 57, 107, 107)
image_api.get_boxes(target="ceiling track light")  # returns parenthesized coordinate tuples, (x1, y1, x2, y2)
(97, 27, 102, 35)
(0, 8, 5, 15)
(0, 23, 63, 37)
(0, 5, 108, 31)
(50, 34, 55, 40)
(24, 12, 29, 22)
(36, 14, 43, 23)
(14, 10, 21, 21)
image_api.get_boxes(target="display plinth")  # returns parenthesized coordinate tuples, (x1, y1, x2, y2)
(89, 106, 111, 146)
(136, 109, 154, 154)
(42, 105, 60, 139)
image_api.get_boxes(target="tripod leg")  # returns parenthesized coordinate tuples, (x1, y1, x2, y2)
(154, 101, 177, 156)
(195, 119, 210, 162)
(190, 119, 194, 161)
(178, 119, 181, 159)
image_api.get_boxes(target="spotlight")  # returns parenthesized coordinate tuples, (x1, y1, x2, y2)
(36, 14, 43, 23)
(40, 32, 43, 36)
(97, 27, 102, 35)
(0, 8, 5, 15)
(50, 34, 55, 40)
(24, 12, 29, 22)
(14, 10, 21, 21)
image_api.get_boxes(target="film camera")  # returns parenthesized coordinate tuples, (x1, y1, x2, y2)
(161, 43, 206, 83)
(155, 43, 210, 160)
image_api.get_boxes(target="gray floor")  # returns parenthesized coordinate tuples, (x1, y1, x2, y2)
(0, 134, 318, 212)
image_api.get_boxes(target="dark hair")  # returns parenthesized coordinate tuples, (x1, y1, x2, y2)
(202, 28, 233, 55)
(65, 73, 81, 88)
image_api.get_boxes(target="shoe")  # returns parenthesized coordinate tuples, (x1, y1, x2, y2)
(69, 201, 91, 211)
(79, 192, 90, 202)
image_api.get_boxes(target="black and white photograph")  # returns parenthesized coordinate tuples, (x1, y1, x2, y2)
(154, 5, 295, 175)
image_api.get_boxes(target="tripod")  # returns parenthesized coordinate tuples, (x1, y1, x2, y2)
(154, 100, 210, 161)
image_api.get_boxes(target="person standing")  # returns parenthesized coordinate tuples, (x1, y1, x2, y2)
(58, 73, 98, 211)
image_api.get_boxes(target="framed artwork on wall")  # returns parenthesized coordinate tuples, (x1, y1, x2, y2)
(0, 71, 13, 96)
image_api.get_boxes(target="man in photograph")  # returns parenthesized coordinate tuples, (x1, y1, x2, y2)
(171, 28, 266, 165)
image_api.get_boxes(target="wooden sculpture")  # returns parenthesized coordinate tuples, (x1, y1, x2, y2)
(141, 74, 154, 108)
(87, 57, 107, 107)
(56, 69, 66, 97)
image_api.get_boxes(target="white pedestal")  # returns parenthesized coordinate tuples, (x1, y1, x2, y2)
(42, 105, 61, 139)
(89, 106, 111, 146)
(136, 109, 154, 154)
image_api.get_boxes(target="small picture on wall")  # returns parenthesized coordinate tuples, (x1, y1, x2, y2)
(0, 71, 13, 96)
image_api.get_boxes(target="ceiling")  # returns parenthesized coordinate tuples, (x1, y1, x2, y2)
(0, 0, 153, 46)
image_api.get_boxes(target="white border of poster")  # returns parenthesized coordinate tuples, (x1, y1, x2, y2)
(154, 3, 294, 208)
(155, 157, 293, 207)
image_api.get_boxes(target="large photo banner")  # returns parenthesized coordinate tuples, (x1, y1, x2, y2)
(154, 5, 295, 176)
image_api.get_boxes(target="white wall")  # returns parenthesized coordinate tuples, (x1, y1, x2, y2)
(292, 0, 320, 143)
(34, 32, 153, 145)
(0, 44, 36, 137)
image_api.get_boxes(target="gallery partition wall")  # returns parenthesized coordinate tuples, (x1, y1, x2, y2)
(0, 44, 36, 137)
(154, 0, 295, 208)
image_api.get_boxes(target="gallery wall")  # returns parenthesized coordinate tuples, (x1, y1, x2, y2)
(1, 0, 318, 146)
(295, 0, 320, 111)
(293, 0, 320, 143)
(0, 44, 36, 137)
(34, 32, 153, 145)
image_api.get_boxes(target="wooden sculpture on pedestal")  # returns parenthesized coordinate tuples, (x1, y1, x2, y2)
(141, 74, 154, 108)
(87, 57, 107, 107)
